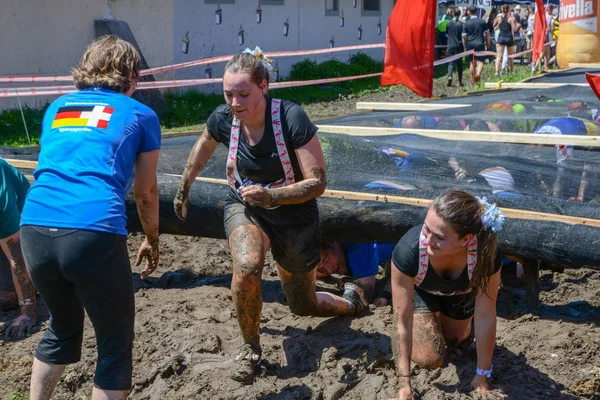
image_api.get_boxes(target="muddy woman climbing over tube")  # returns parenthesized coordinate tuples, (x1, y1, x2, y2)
(174, 47, 367, 384)
(390, 190, 504, 400)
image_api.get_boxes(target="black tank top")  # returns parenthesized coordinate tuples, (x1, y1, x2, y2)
(497, 15, 514, 45)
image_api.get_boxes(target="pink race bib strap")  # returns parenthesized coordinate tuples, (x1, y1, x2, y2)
(226, 99, 295, 190)
(416, 232, 478, 291)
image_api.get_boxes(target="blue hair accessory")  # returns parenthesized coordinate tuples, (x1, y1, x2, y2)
(476, 196, 505, 233)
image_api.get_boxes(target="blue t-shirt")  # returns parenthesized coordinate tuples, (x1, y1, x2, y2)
(342, 242, 395, 279)
(534, 118, 588, 164)
(535, 118, 587, 136)
(21, 88, 161, 236)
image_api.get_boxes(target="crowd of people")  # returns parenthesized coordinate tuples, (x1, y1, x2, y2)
(0, 34, 593, 400)
(438, 3, 561, 85)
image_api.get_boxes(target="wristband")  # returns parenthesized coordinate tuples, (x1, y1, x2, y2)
(476, 365, 493, 378)
(19, 298, 34, 307)
(379, 290, 392, 302)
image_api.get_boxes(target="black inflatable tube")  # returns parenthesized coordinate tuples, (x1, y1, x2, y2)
(125, 174, 600, 269)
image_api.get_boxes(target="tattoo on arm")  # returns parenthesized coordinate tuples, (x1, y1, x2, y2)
(270, 167, 326, 206)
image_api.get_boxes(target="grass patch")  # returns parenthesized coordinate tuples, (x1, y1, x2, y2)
(0, 105, 47, 146)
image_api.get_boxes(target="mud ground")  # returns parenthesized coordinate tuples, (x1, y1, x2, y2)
(1, 232, 599, 399)
(1, 88, 600, 399)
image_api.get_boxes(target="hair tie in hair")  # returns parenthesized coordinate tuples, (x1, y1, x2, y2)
(476, 196, 505, 232)
(243, 46, 274, 78)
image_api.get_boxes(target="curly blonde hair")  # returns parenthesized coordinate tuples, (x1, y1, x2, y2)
(72, 35, 140, 93)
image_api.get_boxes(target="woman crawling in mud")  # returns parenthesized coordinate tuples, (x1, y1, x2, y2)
(174, 48, 367, 384)
(391, 190, 504, 400)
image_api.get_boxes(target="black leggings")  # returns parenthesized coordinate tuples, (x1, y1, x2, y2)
(20, 226, 134, 390)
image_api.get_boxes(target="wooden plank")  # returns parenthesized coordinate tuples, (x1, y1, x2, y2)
(10, 160, 600, 228)
(315, 125, 600, 147)
(484, 82, 588, 89)
(569, 63, 600, 69)
(355, 102, 472, 111)
(5, 159, 37, 170)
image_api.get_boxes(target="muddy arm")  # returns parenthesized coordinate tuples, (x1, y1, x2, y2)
(0, 232, 36, 319)
(175, 129, 219, 219)
(391, 263, 415, 393)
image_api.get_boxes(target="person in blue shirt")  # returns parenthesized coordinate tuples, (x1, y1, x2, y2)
(533, 112, 599, 201)
(20, 36, 161, 400)
(0, 157, 37, 340)
(316, 242, 395, 302)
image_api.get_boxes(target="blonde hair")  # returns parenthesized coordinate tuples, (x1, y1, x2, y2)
(72, 35, 140, 93)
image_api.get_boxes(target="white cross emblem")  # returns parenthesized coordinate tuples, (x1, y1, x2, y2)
(80, 106, 113, 127)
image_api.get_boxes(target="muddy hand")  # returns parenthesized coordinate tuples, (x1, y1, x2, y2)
(470, 374, 491, 392)
(174, 194, 189, 221)
(239, 185, 273, 207)
(4, 314, 36, 340)
(136, 238, 159, 279)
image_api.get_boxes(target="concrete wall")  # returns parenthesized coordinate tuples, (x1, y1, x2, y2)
(0, 0, 174, 110)
(174, 0, 393, 85)
(1, 0, 393, 110)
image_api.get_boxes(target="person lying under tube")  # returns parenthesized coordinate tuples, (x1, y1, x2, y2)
(533, 103, 599, 201)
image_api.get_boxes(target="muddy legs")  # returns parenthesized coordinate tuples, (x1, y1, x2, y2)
(411, 312, 473, 370)
(277, 265, 355, 317)
(229, 225, 270, 348)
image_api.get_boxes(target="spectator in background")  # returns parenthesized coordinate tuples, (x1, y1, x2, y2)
(487, 8, 498, 48)
(446, 8, 465, 87)
(461, 6, 470, 22)
(494, 4, 517, 76)
(462, 6, 490, 84)
(436, 12, 451, 60)
(534, 4, 554, 72)
(513, 5, 525, 61)
(525, 6, 535, 64)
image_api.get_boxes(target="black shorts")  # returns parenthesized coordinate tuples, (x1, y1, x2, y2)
(224, 197, 321, 273)
(413, 287, 474, 320)
(466, 44, 486, 62)
(20, 226, 134, 390)
(497, 37, 514, 47)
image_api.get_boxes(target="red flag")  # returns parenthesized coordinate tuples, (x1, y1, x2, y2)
(532, 0, 547, 63)
(586, 73, 600, 101)
(381, 0, 436, 98)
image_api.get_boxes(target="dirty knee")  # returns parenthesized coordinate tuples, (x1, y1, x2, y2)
(234, 260, 263, 280)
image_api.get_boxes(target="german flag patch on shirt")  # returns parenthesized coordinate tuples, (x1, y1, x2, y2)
(51, 105, 114, 129)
